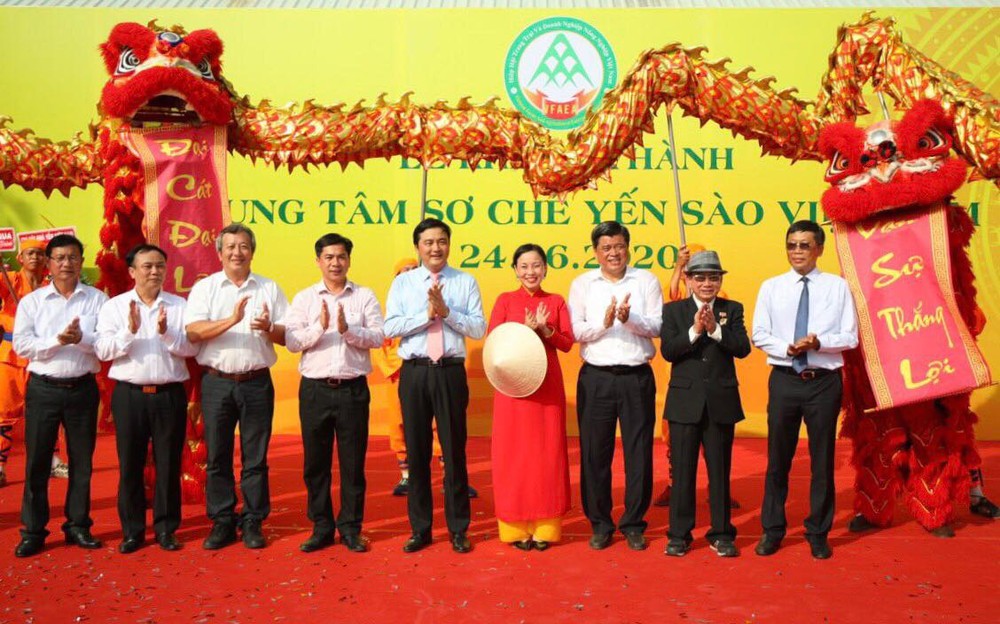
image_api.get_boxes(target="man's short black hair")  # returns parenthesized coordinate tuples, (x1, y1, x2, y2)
(45, 234, 84, 258)
(125, 244, 168, 266)
(412, 218, 451, 245)
(590, 221, 630, 247)
(314, 233, 354, 257)
(786, 220, 825, 246)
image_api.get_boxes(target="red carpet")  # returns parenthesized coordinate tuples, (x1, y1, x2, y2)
(2, 434, 998, 623)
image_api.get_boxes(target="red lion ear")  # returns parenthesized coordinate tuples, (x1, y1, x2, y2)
(818, 121, 865, 183)
(183, 29, 225, 75)
(897, 99, 954, 157)
(100, 22, 155, 75)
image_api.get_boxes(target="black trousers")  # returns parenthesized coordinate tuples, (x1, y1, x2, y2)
(20, 373, 98, 539)
(577, 363, 656, 536)
(111, 381, 187, 539)
(201, 371, 274, 526)
(668, 408, 736, 544)
(398, 359, 470, 537)
(298, 376, 370, 537)
(761, 368, 842, 542)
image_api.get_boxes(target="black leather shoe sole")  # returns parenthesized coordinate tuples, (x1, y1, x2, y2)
(451, 533, 472, 554)
(754, 538, 781, 556)
(14, 539, 44, 558)
(589, 533, 613, 550)
(156, 534, 182, 551)
(64, 531, 103, 549)
(625, 533, 648, 551)
(300, 534, 335, 553)
(341, 535, 370, 553)
(402, 535, 432, 553)
(118, 537, 145, 554)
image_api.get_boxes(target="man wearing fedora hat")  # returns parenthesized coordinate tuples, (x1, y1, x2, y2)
(660, 250, 750, 557)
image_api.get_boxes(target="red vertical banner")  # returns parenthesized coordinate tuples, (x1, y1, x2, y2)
(834, 204, 991, 410)
(122, 125, 230, 295)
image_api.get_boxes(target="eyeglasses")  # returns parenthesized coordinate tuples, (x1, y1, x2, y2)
(690, 274, 722, 283)
(50, 255, 82, 264)
(597, 244, 628, 254)
(786, 242, 815, 251)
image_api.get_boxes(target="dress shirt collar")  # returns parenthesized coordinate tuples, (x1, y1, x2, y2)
(690, 294, 717, 308)
(313, 280, 356, 296)
(788, 267, 822, 281)
(40, 280, 88, 300)
(219, 271, 260, 288)
(127, 288, 168, 307)
(415, 263, 455, 282)
(588, 266, 639, 284)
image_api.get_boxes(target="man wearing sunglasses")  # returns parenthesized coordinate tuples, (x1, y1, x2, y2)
(660, 251, 750, 558)
(751, 220, 858, 560)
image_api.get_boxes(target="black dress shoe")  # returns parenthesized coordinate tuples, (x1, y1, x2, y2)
(118, 536, 145, 554)
(392, 477, 410, 497)
(402, 534, 432, 553)
(299, 532, 335, 553)
(341, 534, 370, 553)
(848, 514, 878, 533)
(451, 532, 472, 553)
(156, 533, 182, 551)
(970, 496, 1000, 519)
(809, 538, 832, 559)
(202, 522, 237, 550)
(664, 539, 689, 557)
(710, 539, 740, 558)
(929, 525, 955, 538)
(588, 532, 613, 550)
(754, 536, 781, 556)
(533, 540, 550, 551)
(625, 532, 648, 551)
(65, 528, 102, 549)
(241, 519, 266, 549)
(14, 537, 44, 558)
(511, 539, 533, 551)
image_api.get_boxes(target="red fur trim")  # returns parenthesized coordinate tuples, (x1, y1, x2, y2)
(818, 121, 866, 182)
(821, 159, 968, 222)
(100, 23, 155, 75)
(896, 100, 954, 159)
(101, 67, 233, 124)
(183, 29, 225, 77)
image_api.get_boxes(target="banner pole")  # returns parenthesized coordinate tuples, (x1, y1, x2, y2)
(420, 167, 429, 221)
(666, 113, 687, 248)
(0, 256, 20, 306)
(876, 91, 891, 121)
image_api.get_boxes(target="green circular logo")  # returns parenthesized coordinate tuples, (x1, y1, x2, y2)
(504, 17, 618, 131)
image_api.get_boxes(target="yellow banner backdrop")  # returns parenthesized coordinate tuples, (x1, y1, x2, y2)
(1, 7, 996, 437)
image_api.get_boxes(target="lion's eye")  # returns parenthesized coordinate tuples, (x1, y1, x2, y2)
(827, 151, 850, 176)
(115, 47, 140, 75)
(196, 58, 214, 80)
(917, 128, 945, 151)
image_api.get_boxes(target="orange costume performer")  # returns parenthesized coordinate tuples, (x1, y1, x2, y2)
(0, 239, 48, 484)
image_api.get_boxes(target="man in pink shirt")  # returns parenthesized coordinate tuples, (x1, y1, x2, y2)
(285, 233, 385, 553)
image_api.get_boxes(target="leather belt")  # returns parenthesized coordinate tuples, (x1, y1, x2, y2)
(304, 376, 365, 388)
(30, 372, 95, 388)
(773, 366, 838, 381)
(205, 367, 269, 383)
(586, 363, 651, 375)
(405, 357, 465, 368)
(118, 380, 183, 394)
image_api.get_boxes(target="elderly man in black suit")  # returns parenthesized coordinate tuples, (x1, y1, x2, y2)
(660, 250, 750, 558)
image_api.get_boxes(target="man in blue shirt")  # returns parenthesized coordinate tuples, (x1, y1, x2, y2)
(384, 218, 486, 554)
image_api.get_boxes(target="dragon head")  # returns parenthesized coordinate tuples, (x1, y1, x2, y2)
(818, 99, 968, 223)
(99, 22, 234, 125)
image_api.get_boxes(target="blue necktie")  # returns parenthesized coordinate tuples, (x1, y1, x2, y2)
(792, 276, 809, 373)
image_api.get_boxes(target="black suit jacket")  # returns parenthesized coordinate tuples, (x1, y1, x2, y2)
(660, 297, 751, 425)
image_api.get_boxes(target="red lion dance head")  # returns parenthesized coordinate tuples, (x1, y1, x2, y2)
(818, 99, 968, 223)
(99, 21, 233, 125)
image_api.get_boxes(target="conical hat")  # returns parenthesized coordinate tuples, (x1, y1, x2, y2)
(482, 322, 547, 398)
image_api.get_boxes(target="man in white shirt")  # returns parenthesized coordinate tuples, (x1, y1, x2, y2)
(12, 234, 108, 557)
(568, 221, 663, 551)
(285, 233, 385, 554)
(751, 220, 858, 560)
(185, 223, 289, 550)
(95, 244, 199, 554)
